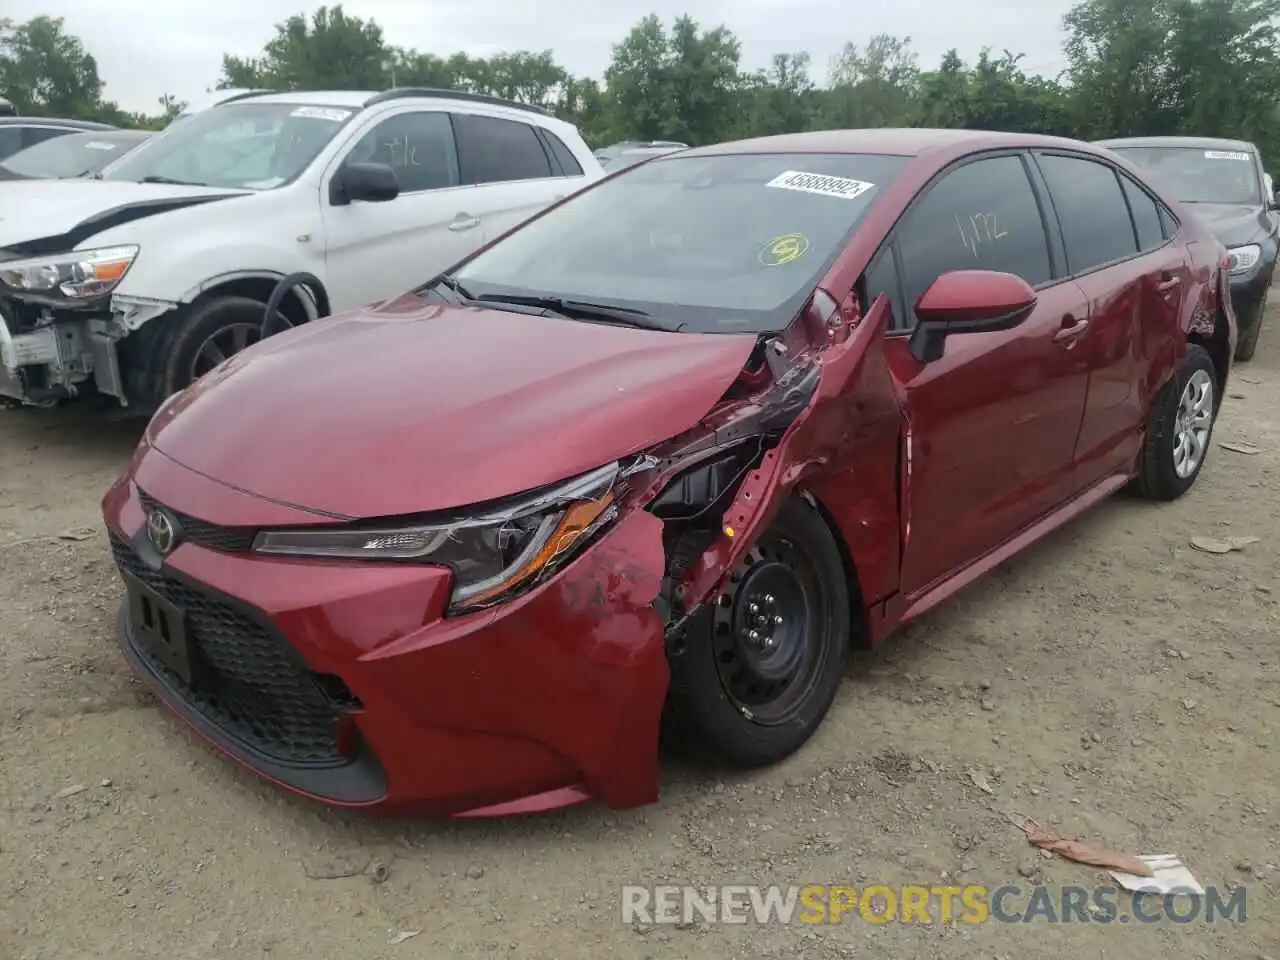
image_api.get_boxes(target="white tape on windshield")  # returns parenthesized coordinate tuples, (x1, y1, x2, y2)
(291, 106, 352, 122)
(765, 170, 876, 200)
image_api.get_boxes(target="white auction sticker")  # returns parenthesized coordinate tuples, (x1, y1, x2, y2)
(291, 106, 352, 122)
(1205, 150, 1249, 161)
(765, 170, 876, 200)
(83, 141, 118, 151)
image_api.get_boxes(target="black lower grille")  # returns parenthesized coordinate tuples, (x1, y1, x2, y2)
(110, 533, 348, 767)
(137, 489, 258, 553)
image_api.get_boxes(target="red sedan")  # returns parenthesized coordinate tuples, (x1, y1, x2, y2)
(102, 129, 1236, 817)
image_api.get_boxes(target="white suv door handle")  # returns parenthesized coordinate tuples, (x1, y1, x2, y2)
(449, 214, 480, 232)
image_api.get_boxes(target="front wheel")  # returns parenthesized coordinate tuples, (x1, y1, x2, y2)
(664, 496, 850, 767)
(1132, 343, 1217, 501)
(153, 295, 266, 401)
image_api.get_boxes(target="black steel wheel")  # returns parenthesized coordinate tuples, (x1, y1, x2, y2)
(665, 496, 850, 767)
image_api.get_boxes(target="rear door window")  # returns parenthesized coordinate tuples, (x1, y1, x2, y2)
(1119, 174, 1165, 252)
(540, 130, 584, 176)
(895, 154, 1053, 326)
(452, 114, 553, 185)
(1037, 154, 1140, 273)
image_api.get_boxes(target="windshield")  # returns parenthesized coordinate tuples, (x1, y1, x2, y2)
(0, 131, 149, 178)
(452, 151, 908, 333)
(1110, 146, 1261, 204)
(101, 101, 356, 190)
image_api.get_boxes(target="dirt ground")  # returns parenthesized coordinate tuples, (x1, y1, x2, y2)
(1, 307, 1277, 960)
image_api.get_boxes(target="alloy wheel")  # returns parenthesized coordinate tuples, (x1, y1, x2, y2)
(1172, 368, 1214, 479)
(189, 322, 262, 382)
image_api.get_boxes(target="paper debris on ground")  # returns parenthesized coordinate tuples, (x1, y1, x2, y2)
(1020, 818, 1153, 877)
(387, 930, 421, 945)
(966, 768, 994, 794)
(1190, 534, 1261, 554)
(1110, 854, 1205, 895)
(1219, 441, 1261, 455)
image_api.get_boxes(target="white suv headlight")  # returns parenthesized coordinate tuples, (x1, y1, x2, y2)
(0, 245, 139, 301)
(1226, 243, 1261, 276)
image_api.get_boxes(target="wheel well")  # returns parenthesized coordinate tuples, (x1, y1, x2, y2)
(796, 488, 871, 650)
(1188, 309, 1230, 409)
(190, 275, 330, 327)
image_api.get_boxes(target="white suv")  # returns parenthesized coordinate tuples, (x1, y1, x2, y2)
(0, 88, 602, 410)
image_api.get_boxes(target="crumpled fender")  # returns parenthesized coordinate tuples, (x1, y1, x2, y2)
(677, 297, 897, 613)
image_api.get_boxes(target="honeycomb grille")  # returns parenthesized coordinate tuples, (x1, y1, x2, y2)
(110, 532, 347, 767)
(137, 489, 258, 553)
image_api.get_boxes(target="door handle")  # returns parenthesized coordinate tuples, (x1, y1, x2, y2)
(1156, 275, 1182, 293)
(1052, 315, 1089, 344)
(449, 214, 480, 232)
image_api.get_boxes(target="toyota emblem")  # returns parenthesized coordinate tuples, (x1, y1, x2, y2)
(146, 507, 179, 555)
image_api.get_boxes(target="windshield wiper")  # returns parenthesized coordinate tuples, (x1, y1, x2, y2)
(473, 293, 684, 332)
(428, 273, 476, 301)
(139, 175, 207, 186)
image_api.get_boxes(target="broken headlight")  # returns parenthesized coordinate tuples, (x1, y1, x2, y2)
(252, 462, 621, 612)
(0, 245, 139, 301)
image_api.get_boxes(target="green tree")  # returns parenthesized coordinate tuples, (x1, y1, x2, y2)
(820, 34, 920, 128)
(603, 14, 742, 145)
(0, 16, 105, 117)
(218, 4, 389, 90)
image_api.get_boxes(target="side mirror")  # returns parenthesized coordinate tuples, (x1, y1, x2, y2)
(908, 269, 1037, 364)
(330, 162, 400, 206)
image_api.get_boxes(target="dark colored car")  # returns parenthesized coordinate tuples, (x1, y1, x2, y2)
(103, 128, 1235, 817)
(0, 129, 151, 180)
(1097, 136, 1276, 361)
(0, 117, 118, 163)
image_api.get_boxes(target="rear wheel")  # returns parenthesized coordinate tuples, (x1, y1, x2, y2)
(154, 295, 265, 400)
(664, 496, 850, 767)
(1132, 343, 1217, 501)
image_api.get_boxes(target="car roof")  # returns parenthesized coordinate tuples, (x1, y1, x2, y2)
(1096, 135, 1257, 152)
(0, 116, 116, 130)
(683, 127, 1101, 158)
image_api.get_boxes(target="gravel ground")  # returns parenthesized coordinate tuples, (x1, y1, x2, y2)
(1, 305, 1277, 960)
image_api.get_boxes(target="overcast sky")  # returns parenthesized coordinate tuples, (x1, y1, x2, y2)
(10, 0, 1076, 114)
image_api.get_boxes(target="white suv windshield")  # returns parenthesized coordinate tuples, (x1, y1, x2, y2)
(102, 101, 356, 190)
(452, 151, 909, 333)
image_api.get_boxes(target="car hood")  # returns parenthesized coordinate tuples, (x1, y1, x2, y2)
(146, 295, 760, 519)
(0, 179, 248, 254)
(1186, 202, 1270, 247)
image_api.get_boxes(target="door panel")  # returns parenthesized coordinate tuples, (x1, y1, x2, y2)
(1034, 154, 1186, 483)
(321, 110, 479, 313)
(868, 152, 1093, 596)
(886, 279, 1092, 595)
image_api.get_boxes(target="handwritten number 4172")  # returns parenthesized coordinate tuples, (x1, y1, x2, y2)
(956, 212, 1008, 257)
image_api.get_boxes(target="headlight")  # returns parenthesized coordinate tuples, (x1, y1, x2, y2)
(252, 462, 621, 612)
(0, 245, 138, 300)
(1227, 243, 1261, 275)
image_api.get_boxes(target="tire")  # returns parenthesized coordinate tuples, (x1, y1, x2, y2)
(663, 496, 850, 767)
(152, 295, 267, 402)
(1132, 343, 1217, 502)
(1234, 288, 1266, 362)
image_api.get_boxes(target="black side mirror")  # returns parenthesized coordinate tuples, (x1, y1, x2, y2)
(330, 162, 399, 206)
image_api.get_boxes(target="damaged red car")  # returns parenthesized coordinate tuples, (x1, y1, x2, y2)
(102, 129, 1236, 817)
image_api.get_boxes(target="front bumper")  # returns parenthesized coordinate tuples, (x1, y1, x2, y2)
(102, 445, 671, 817)
(0, 305, 123, 405)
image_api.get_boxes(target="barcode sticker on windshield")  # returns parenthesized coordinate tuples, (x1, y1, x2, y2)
(291, 106, 352, 122)
(1205, 150, 1249, 161)
(766, 170, 876, 200)
(84, 141, 117, 151)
